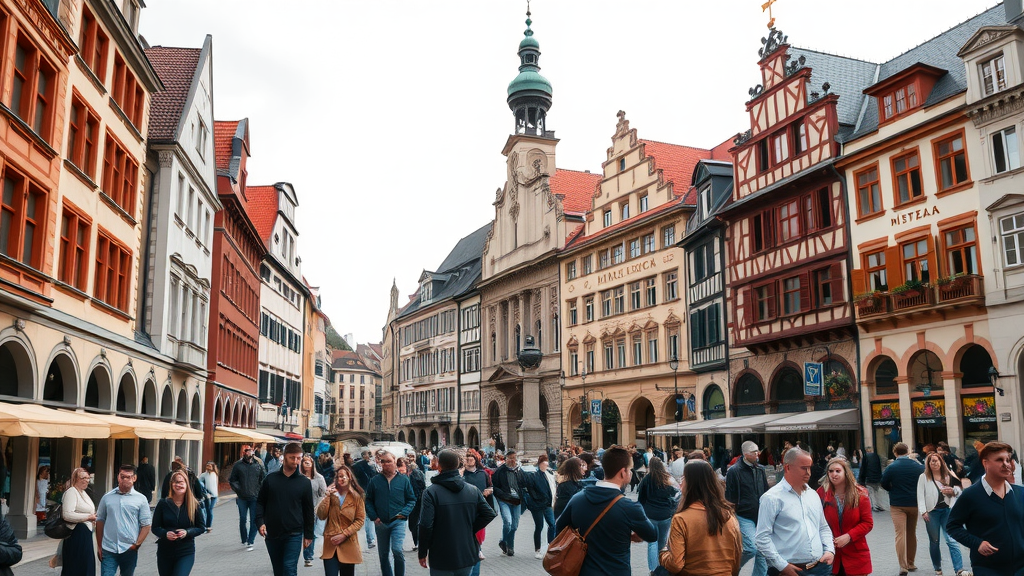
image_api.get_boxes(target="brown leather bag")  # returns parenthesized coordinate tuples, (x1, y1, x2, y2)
(542, 494, 623, 576)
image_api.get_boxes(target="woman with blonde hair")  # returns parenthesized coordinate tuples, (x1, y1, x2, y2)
(59, 467, 96, 576)
(317, 463, 365, 576)
(301, 453, 328, 567)
(918, 451, 967, 576)
(817, 457, 873, 576)
(659, 460, 742, 576)
(198, 462, 219, 533)
(152, 469, 206, 576)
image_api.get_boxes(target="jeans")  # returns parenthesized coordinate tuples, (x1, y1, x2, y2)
(303, 517, 326, 561)
(647, 518, 672, 572)
(236, 497, 258, 545)
(365, 518, 376, 546)
(100, 549, 138, 576)
(204, 496, 217, 529)
(156, 551, 195, 576)
(767, 563, 831, 576)
(497, 500, 520, 552)
(322, 557, 355, 576)
(265, 532, 303, 576)
(430, 568, 473, 576)
(865, 483, 885, 510)
(375, 519, 408, 576)
(891, 505, 919, 571)
(530, 507, 556, 550)
(924, 508, 963, 572)
(737, 515, 769, 576)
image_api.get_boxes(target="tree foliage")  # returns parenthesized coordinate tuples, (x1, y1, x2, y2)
(326, 325, 351, 351)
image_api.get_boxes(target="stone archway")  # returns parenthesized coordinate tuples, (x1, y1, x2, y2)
(869, 356, 898, 397)
(0, 338, 34, 399)
(487, 401, 501, 438)
(176, 389, 188, 423)
(959, 344, 994, 388)
(467, 427, 479, 448)
(85, 365, 113, 410)
(631, 397, 656, 446)
(418, 429, 426, 449)
(43, 354, 77, 404)
(454, 428, 465, 446)
(398, 430, 406, 443)
(702, 385, 726, 420)
(506, 392, 523, 450)
(190, 392, 201, 427)
(600, 399, 621, 448)
(429, 429, 439, 450)
(141, 379, 158, 416)
(771, 367, 806, 413)
(161, 386, 174, 418)
(908, 350, 944, 392)
(734, 373, 765, 416)
(117, 373, 139, 414)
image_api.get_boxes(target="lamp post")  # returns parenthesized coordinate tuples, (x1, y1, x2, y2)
(670, 355, 680, 421)
(988, 366, 1005, 396)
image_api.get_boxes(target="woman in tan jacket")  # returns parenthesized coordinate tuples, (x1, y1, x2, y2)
(659, 460, 742, 576)
(316, 463, 365, 576)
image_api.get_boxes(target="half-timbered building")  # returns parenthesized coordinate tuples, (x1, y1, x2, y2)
(717, 29, 870, 451)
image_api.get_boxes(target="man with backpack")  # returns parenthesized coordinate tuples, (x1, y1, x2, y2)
(554, 446, 658, 575)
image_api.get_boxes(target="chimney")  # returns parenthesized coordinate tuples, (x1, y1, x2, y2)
(1007, 0, 1023, 23)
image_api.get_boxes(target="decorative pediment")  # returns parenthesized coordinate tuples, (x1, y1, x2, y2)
(611, 327, 626, 338)
(582, 333, 596, 345)
(487, 364, 521, 383)
(627, 322, 643, 334)
(643, 319, 659, 331)
(599, 329, 611, 341)
(986, 193, 1024, 212)
(958, 25, 1023, 57)
(664, 312, 682, 327)
(566, 336, 579, 349)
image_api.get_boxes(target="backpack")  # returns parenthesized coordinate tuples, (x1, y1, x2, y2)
(542, 494, 623, 576)
(43, 501, 72, 540)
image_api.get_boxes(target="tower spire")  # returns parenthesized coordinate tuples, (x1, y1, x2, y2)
(506, 2, 552, 136)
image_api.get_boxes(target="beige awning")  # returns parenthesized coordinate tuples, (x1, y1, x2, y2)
(214, 425, 278, 443)
(763, 409, 860, 432)
(81, 413, 203, 441)
(0, 401, 110, 438)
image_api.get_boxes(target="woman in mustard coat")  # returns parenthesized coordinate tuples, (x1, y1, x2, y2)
(316, 463, 365, 576)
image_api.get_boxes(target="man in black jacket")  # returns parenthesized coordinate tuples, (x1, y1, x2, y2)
(857, 445, 885, 511)
(229, 444, 267, 550)
(134, 455, 156, 505)
(525, 454, 556, 559)
(351, 449, 378, 549)
(256, 442, 314, 576)
(0, 514, 21, 576)
(492, 450, 526, 556)
(725, 441, 768, 576)
(418, 450, 496, 575)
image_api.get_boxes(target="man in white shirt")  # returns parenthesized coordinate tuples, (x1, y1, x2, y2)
(668, 447, 686, 483)
(755, 448, 835, 576)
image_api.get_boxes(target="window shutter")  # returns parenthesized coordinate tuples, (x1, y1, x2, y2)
(850, 267, 866, 296)
(830, 262, 845, 302)
(885, 245, 902, 288)
(708, 302, 720, 344)
(799, 272, 812, 312)
(927, 234, 939, 280)
(690, 311, 701, 349)
(767, 283, 778, 319)
(743, 287, 755, 326)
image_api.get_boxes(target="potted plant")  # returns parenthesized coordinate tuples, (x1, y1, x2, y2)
(891, 279, 925, 297)
(854, 291, 883, 308)
(825, 371, 852, 397)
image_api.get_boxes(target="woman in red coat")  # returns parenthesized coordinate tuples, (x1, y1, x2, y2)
(817, 457, 873, 576)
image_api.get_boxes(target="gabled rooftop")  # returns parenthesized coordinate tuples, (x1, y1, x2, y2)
(245, 185, 278, 241)
(550, 168, 601, 216)
(144, 45, 202, 142)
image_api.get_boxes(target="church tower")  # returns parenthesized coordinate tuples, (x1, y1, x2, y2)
(507, 7, 553, 136)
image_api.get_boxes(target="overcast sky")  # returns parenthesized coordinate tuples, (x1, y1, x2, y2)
(139, 0, 997, 345)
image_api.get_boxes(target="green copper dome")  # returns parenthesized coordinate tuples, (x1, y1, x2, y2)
(507, 12, 552, 99)
(507, 70, 552, 97)
(519, 35, 540, 50)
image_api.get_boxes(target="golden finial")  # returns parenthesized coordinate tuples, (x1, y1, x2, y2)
(762, 0, 777, 29)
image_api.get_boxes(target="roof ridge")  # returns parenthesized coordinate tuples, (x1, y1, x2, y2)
(146, 45, 201, 52)
(556, 167, 600, 175)
(882, 3, 1002, 65)
(639, 138, 711, 152)
(790, 45, 879, 65)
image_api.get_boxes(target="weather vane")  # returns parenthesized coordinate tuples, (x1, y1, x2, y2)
(762, 0, 777, 29)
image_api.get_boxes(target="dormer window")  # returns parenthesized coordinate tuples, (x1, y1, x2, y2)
(699, 186, 712, 220)
(981, 54, 1007, 96)
(603, 209, 612, 227)
(883, 83, 918, 120)
(420, 282, 432, 303)
(866, 64, 943, 126)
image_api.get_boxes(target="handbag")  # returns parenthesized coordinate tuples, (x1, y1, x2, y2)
(542, 494, 623, 576)
(43, 501, 72, 539)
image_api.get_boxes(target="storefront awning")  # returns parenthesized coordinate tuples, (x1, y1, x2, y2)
(213, 425, 278, 443)
(81, 413, 203, 441)
(709, 413, 794, 434)
(647, 418, 725, 436)
(763, 409, 860, 432)
(0, 402, 110, 438)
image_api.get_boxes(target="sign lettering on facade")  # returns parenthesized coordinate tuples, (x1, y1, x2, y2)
(871, 401, 900, 428)
(890, 205, 940, 227)
(962, 395, 997, 424)
(804, 362, 823, 396)
(597, 258, 657, 285)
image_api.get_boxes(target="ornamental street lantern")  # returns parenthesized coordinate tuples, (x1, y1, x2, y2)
(517, 335, 543, 370)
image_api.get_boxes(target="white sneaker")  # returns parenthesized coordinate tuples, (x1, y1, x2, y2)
(246, 544, 254, 551)
(534, 550, 542, 559)
(478, 550, 485, 560)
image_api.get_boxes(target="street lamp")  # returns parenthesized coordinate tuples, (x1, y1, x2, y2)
(988, 366, 1005, 396)
(669, 355, 680, 421)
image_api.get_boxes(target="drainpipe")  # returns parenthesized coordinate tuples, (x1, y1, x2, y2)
(456, 299, 462, 443)
(139, 163, 159, 336)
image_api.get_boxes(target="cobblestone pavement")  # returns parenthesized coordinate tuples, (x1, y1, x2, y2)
(14, 490, 974, 576)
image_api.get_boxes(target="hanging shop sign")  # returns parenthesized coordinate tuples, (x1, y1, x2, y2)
(871, 401, 900, 428)
(962, 395, 997, 425)
(912, 398, 946, 427)
(804, 362, 823, 396)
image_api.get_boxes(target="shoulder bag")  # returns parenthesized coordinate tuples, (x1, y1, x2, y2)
(43, 492, 72, 540)
(542, 494, 623, 576)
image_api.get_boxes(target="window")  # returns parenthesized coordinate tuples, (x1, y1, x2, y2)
(582, 255, 592, 275)
(935, 133, 969, 191)
(902, 239, 931, 283)
(855, 165, 882, 216)
(102, 134, 138, 213)
(632, 336, 643, 366)
(755, 284, 775, 321)
(613, 286, 625, 314)
(621, 203, 629, 221)
(752, 210, 774, 253)
(618, 158, 626, 172)
(663, 225, 675, 248)
(647, 335, 659, 364)
(944, 225, 978, 276)
(668, 331, 679, 361)
(565, 260, 576, 280)
(892, 151, 922, 204)
(981, 55, 1007, 96)
(757, 139, 769, 173)
(782, 276, 801, 315)
(10, 36, 57, 138)
(629, 281, 641, 310)
(584, 296, 594, 322)
(59, 207, 90, 290)
(771, 130, 789, 165)
(612, 244, 624, 264)
(793, 120, 807, 155)
(629, 238, 640, 259)
(195, 119, 208, 158)
(778, 199, 800, 242)
(993, 126, 1020, 174)
(865, 250, 888, 292)
(568, 300, 578, 325)
(882, 83, 918, 120)
(599, 249, 609, 270)
(67, 95, 99, 178)
(112, 53, 144, 127)
(645, 277, 657, 306)
(603, 342, 613, 370)
(815, 267, 838, 307)
(585, 347, 595, 373)
(1001, 214, 1024, 267)
(603, 210, 612, 227)
(78, 7, 108, 78)
(0, 171, 46, 269)
(643, 233, 655, 254)
(176, 174, 185, 217)
(601, 290, 612, 317)
(815, 188, 832, 229)
(616, 339, 626, 368)
(639, 195, 648, 213)
(689, 304, 721, 350)
(94, 232, 131, 311)
(569, 351, 579, 375)
(665, 270, 678, 300)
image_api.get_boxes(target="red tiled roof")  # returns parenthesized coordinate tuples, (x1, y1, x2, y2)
(214, 120, 240, 171)
(144, 47, 201, 141)
(565, 196, 684, 251)
(550, 169, 600, 215)
(708, 136, 734, 161)
(640, 140, 712, 199)
(245, 185, 278, 241)
(369, 343, 383, 357)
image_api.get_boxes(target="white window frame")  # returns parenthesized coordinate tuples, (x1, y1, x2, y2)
(1001, 213, 1024, 268)
(981, 54, 1007, 96)
(992, 125, 1020, 175)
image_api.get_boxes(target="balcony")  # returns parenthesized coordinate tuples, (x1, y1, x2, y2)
(856, 275, 984, 324)
(174, 339, 207, 371)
